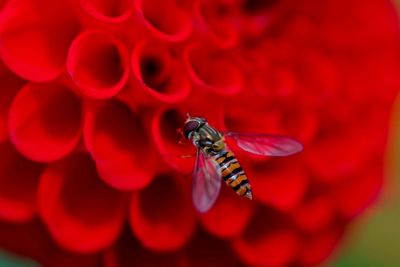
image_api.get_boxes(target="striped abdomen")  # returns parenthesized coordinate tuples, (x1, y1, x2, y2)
(213, 150, 252, 199)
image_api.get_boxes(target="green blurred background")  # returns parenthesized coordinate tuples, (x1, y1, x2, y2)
(1, 4, 400, 267)
(329, 94, 400, 267)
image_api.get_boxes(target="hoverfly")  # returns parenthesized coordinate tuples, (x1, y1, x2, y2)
(182, 115, 303, 213)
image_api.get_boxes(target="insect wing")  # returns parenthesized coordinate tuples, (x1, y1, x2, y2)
(225, 132, 303, 156)
(192, 147, 222, 213)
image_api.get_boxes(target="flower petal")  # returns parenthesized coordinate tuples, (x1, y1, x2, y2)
(80, 0, 135, 23)
(297, 227, 344, 266)
(183, 44, 243, 96)
(0, 0, 80, 81)
(0, 61, 24, 142)
(232, 207, 301, 267)
(248, 157, 309, 212)
(84, 99, 156, 190)
(0, 219, 101, 267)
(38, 153, 128, 253)
(103, 228, 184, 267)
(130, 173, 196, 252)
(332, 162, 383, 219)
(151, 107, 195, 173)
(131, 40, 191, 104)
(304, 126, 374, 184)
(67, 30, 130, 99)
(0, 141, 41, 222)
(8, 82, 82, 162)
(200, 186, 254, 238)
(193, 0, 239, 48)
(135, 0, 192, 42)
(184, 230, 243, 267)
(292, 195, 336, 233)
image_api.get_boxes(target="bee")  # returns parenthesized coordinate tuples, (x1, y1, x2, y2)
(182, 115, 303, 213)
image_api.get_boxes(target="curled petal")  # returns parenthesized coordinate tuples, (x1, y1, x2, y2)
(151, 107, 195, 173)
(0, 0, 80, 81)
(238, 0, 295, 37)
(0, 142, 41, 222)
(0, 0, 6, 10)
(200, 186, 254, 238)
(38, 153, 128, 253)
(304, 127, 374, 184)
(0, 219, 101, 267)
(222, 106, 280, 138)
(130, 173, 196, 252)
(193, 0, 239, 48)
(269, 105, 319, 145)
(183, 44, 243, 96)
(8, 82, 82, 162)
(232, 208, 301, 267)
(0, 61, 25, 142)
(292, 196, 336, 233)
(131, 40, 191, 103)
(135, 0, 192, 42)
(297, 227, 344, 266)
(253, 65, 298, 100)
(67, 30, 130, 99)
(103, 228, 184, 267)
(332, 163, 383, 219)
(80, 0, 135, 23)
(293, 51, 341, 107)
(248, 158, 309, 212)
(184, 230, 243, 267)
(84, 99, 156, 190)
(223, 104, 317, 146)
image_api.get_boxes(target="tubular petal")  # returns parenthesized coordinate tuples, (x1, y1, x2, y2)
(0, 220, 102, 267)
(0, 61, 24, 142)
(304, 127, 374, 184)
(8, 82, 82, 162)
(131, 40, 191, 104)
(332, 163, 384, 219)
(135, 0, 192, 42)
(292, 196, 336, 233)
(80, 0, 135, 23)
(200, 186, 254, 239)
(67, 30, 130, 99)
(0, 141, 42, 222)
(183, 44, 243, 96)
(249, 158, 309, 212)
(151, 107, 195, 173)
(103, 228, 185, 267)
(238, 0, 295, 37)
(130, 173, 196, 252)
(193, 0, 239, 48)
(38, 153, 128, 253)
(84, 100, 156, 190)
(0, 0, 80, 81)
(232, 208, 301, 267)
(183, 230, 243, 267)
(297, 227, 344, 266)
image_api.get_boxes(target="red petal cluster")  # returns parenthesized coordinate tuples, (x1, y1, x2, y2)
(0, 0, 399, 266)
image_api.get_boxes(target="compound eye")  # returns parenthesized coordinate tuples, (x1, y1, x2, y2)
(199, 117, 207, 122)
(183, 120, 200, 139)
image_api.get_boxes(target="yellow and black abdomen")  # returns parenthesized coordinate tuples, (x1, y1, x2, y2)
(213, 150, 252, 199)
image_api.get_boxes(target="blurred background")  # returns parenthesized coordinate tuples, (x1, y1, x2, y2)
(0, 1, 400, 267)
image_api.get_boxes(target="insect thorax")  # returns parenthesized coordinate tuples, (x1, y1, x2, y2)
(191, 123, 225, 154)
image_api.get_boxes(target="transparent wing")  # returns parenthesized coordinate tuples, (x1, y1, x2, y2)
(224, 132, 303, 156)
(192, 147, 222, 213)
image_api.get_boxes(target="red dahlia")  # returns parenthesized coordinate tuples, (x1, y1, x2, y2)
(0, 0, 399, 266)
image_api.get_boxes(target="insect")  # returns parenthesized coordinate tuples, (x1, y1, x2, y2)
(182, 115, 303, 213)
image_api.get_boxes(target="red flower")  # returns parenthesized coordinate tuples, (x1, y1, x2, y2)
(0, 0, 399, 266)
